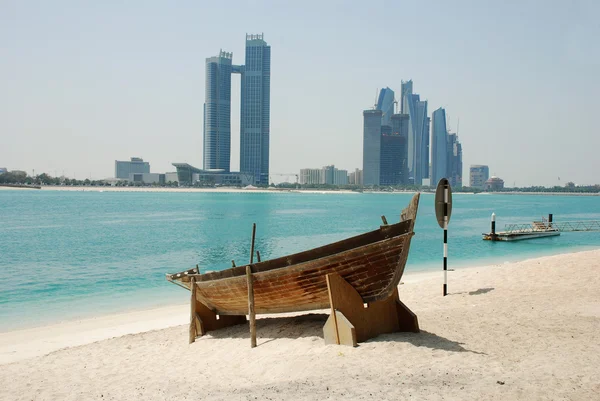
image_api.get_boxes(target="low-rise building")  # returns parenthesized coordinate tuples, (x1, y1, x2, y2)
(485, 176, 504, 191)
(165, 172, 179, 183)
(334, 169, 348, 185)
(470, 165, 490, 189)
(299, 169, 323, 185)
(348, 169, 363, 186)
(129, 173, 165, 185)
(300, 165, 351, 186)
(115, 157, 150, 179)
(172, 163, 253, 186)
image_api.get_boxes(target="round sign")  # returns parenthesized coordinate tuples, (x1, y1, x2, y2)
(435, 178, 452, 228)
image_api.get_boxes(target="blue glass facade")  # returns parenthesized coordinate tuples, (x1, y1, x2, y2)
(362, 109, 383, 186)
(400, 80, 429, 185)
(203, 36, 271, 183)
(240, 34, 271, 185)
(204, 51, 232, 172)
(431, 107, 448, 186)
(376, 87, 395, 128)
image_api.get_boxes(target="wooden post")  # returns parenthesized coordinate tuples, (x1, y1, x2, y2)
(189, 277, 197, 344)
(246, 265, 257, 348)
(250, 223, 256, 264)
(256, 250, 261, 262)
(381, 215, 388, 225)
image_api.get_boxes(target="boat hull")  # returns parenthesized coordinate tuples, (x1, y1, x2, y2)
(196, 233, 412, 315)
(167, 193, 420, 316)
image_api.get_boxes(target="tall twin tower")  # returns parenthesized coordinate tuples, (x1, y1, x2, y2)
(203, 34, 271, 185)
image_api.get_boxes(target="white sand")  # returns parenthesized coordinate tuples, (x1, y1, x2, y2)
(1, 250, 599, 400)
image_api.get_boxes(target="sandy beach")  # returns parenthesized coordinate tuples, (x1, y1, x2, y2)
(1, 250, 599, 400)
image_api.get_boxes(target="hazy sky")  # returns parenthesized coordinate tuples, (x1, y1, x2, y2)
(1, 0, 599, 186)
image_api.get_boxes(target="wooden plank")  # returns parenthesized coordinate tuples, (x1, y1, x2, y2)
(396, 298, 419, 332)
(325, 274, 340, 345)
(194, 237, 408, 315)
(246, 265, 257, 348)
(250, 223, 256, 264)
(189, 277, 197, 344)
(323, 272, 419, 346)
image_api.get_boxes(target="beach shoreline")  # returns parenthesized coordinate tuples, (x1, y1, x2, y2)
(0, 264, 458, 365)
(1, 249, 599, 399)
(1, 249, 597, 358)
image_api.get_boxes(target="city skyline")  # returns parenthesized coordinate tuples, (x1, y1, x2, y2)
(1, 1, 598, 186)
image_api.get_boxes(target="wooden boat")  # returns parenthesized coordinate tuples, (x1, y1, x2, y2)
(167, 193, 420, 346)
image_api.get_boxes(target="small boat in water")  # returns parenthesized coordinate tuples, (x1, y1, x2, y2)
(167, 193, 421, 346)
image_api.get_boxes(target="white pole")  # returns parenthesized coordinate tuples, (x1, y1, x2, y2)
(443, 185, 448, 296)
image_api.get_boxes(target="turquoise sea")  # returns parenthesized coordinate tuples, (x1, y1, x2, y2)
(1, 190, 600, 331)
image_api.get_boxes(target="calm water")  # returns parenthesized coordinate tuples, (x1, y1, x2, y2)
(1, 190, 599, 331)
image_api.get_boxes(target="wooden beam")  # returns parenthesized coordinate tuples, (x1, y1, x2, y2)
(250, 223, 256, 264)
(189, 277, 197, 344)
(246, 265, 257, 348)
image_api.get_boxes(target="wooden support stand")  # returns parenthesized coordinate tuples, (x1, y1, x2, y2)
(246, 265, 257, 348)
(323, 273, 419, 347)
(189, 279, 246, 344)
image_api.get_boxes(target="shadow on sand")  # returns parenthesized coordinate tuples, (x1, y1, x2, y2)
(370, 330, 486, 354)
(450, 287, 495, 296)
(205, 313, 329, 342)
(468, 287, 495, 295)
(201, 313, 485, 354)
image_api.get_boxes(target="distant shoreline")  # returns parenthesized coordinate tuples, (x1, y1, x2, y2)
(1, 185, 598, 196)
(0, 185, 359, 194)
(0, 183, 41, 190)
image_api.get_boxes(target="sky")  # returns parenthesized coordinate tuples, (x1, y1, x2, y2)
(1, 0, 599, 186)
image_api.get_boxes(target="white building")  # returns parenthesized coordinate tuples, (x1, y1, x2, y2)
(348, 168, 363, 186)
(115, 157, 150, 179)
(300, 166, 353, 186)
(299, 169, 323, 185)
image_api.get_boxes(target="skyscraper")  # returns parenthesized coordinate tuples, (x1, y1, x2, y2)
(379, 114, 409, 186)
(416, 99, 429, 182)
(400, 80, 429, 185)
(431, 107, 448, 185)
(447, 133, 463, 188)
(362, 109, 383, 186)
(376, 87, 395, 128)
(204, 51, 233, 172)
(240, 34, 271, 185)
(203, 35, 271, 184)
